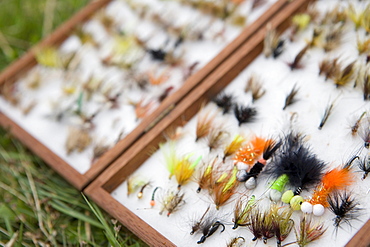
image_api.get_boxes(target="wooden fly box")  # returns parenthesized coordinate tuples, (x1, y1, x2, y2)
(85, 1, 370, 247)
(0, 0, 289, 190)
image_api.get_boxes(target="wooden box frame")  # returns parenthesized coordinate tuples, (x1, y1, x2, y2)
(83, 1, 370, 247)
(0, 0, 292, 190)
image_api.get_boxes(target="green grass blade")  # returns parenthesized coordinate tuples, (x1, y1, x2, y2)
(49, 201, 104, 229)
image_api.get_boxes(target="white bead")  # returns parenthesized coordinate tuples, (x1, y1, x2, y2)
(245, 177, 256, 190)
(301, 202, 313, 214)
(313, 204, 325, 216)
(269, 189, 282, 202)
(236, 162, 249, 170)
(236, 170, 247, 182)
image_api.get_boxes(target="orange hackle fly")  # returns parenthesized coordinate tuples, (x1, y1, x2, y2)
(233, 136, 270, 168)
(301, 157, 356, 216)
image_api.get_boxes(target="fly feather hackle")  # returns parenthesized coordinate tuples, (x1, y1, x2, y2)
(283, 84, 299, 110)
(262, 138, 282, 161)
(190, 206, 210, 235)
(288, 44, 309, 70)
(361, 69, 370, 100)
(134, 98, 155, 119)
(197, 157, 220, 193)
(226, 236, 245, 247)
(323, 23, 344, 52)
(210, 166, 239, 209)
(159, 189, 185, 217)
(351, 111, 366, 136)
(233, 104, 257, 126)
(358, 153, 370, 180)
(92, 140, 111, 163)
(213, 93, 235, 114)
(127, 176, 149, 196)
(294, 216, 327, 247)
(327, 191, 362, 232)
(174, 154, 202, 189)
(161, 141, 177, 178)
(65, 127, 92, 155)
(163, 125, 184, 141)
(346, 3, 366, 30)
(270, 205, 294, 247)
(223, 135, 245, 162)
(333, 61, 356, 88)
(232, 195, 256, 229)
(308, 26, 323, 48)
(197, 217, 225, 244)
(263, 27, 284, 58)
(357, 116, 370, 148)
(265, 132, 326, 194)
(233, 136, 268, 166)
(245, 74, 266, 102)
(319, 57, 341, 81)
(196, 110, 217, 141)
(252, 0, 267, 10)
(308, 160, 355, 207)
(206, 126, 229, 151)
(357, 36, 370, 55)
(247, 207, 264, 242)
(318, 98, 336, 130)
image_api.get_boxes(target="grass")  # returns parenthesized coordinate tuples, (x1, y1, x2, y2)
(0, 0, 146, 246)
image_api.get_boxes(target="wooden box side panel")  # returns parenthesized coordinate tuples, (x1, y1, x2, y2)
(87, 187, 176, 247)
(346, 220, 370, 247)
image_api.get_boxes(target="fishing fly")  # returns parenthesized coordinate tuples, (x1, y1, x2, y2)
(318, 98, 336, 130)
(159, 189, 185, 217)
(195, 109, 217, 141)
(127, 176, 150, 197)
(197, 157, 220, 193)
(197, 220, 225, 244)
(190, 206, 210, 235)
(232, 195, 256, 229)
(358, 152, 370, 180)
(357, 116, 370, 148)
(327, 191, 362, 232)
(263, 27, 285, 58)
(161, 142, 202, 188)
(223, 135, 245, 162)
(300, 156, 357, 216)
(351, 111, 366, 136)
(265, 132, 326, 208)
(234, 136, 267, 169)
(293, 216, 327, 247)
(288, 45, 309, 70)
(213, 93, 235, 115)
(241, 138, 282, 190)
(150, 187, 160, 207)
(244, 74, 266, 102)
(233, 104, 257, 126)
(210, 166, 238, 209)
(319, 57, 341, 81)
(206, 127, 229, 151)
(226, 236, 245, 247)
(283, 84, 299, 110)
(65, 127, 92, 155)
